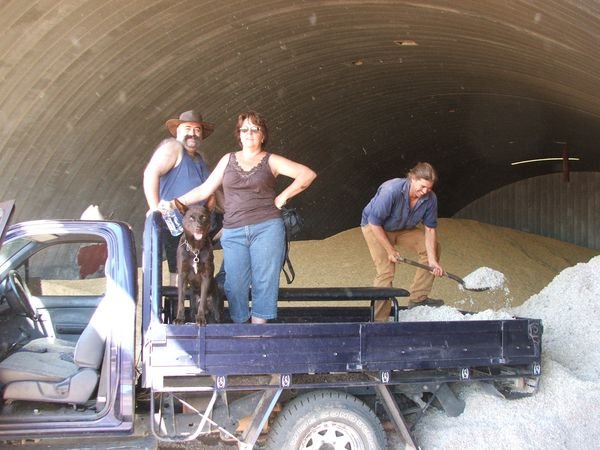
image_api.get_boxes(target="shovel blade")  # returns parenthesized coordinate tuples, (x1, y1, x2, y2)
(396, 256, 495, 292)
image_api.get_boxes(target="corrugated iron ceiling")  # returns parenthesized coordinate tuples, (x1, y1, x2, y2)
(1, 1, 599, 239)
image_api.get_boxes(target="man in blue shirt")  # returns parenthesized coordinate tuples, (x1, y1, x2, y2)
(143, 110, 217, 286)
(361, 162, 444, 320)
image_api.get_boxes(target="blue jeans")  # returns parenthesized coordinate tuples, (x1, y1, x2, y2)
(221, 218, 285, 323)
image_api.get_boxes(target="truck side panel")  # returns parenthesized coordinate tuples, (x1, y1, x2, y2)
(147, 318, 541, 379)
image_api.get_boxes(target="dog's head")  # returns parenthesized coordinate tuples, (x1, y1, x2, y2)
(181, 205, 212, 242)
(174, 195, 216, 216)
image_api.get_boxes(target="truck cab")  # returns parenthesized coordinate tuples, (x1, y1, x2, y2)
(0, 200, 148, 448)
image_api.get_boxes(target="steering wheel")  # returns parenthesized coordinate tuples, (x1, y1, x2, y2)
(7, 270, 37, 320)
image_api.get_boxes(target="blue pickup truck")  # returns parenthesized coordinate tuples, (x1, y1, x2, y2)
(0, 200, 542, 449)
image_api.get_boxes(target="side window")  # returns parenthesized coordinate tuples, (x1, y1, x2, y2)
(26, 242, 107, 296)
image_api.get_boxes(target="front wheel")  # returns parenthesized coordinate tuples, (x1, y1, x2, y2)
(266, 390, 387, 450)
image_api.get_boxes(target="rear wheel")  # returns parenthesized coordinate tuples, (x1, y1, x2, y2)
(266, 389, 387, 450)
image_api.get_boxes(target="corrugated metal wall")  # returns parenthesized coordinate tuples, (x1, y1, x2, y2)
(454, 172, 600, 249)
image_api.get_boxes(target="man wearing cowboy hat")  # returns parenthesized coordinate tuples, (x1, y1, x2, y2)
(143, 110, 218, 286)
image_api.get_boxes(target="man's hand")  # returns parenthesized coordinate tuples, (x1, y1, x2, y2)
(387, 249, 401, 263)
(157, 199, 172, 214)
(429, 261, 444, 277)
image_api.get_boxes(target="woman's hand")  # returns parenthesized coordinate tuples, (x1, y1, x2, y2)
(274, 195, 288, 210)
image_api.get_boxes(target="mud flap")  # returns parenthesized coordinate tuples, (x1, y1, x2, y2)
(433, 383, 465, 417)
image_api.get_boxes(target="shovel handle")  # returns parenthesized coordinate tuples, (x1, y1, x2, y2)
(395, 256, 466, 286)
(395, 256, 491, 292)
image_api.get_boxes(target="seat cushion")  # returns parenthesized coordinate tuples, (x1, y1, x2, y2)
(0, 350, 78, 384)
(0, 296, 110, 405)
(3, 368, 99, 404)
(22, 337, 76, 355)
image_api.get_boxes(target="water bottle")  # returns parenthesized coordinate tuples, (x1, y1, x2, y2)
(159, 200, 183, 236)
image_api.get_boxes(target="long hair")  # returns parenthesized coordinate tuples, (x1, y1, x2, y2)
(407, 162, 437, 185)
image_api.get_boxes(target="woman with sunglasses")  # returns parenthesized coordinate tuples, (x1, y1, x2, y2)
(162, 111, 316, 324)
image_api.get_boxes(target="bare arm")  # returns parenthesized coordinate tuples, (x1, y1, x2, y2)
(368, 223, 400, 263)
(143, 139, 182, 210)
(268, 154, 317, 209)
(424, 225, 443, 276)
(173, 153, 229, 207)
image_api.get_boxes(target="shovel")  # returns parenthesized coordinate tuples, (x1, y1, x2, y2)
(395, 256, 491, 292)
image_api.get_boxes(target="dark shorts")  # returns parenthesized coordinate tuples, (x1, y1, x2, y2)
(162, 228, 181, 274)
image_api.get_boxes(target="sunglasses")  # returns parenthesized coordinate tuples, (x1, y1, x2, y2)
(239, 126, 261, 134)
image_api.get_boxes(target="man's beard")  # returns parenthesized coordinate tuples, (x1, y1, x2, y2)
(183, 135, 200, 148)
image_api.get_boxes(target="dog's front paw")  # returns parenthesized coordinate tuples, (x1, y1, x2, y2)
(174, 314, 186, 324)
(195, 314, 207, 326)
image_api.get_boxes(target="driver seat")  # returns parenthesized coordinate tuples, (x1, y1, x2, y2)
(0, 296, 110, 405)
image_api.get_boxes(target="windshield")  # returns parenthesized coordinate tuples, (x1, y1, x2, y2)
(0, 237, 32, 271)
(0, 200, 15, 250)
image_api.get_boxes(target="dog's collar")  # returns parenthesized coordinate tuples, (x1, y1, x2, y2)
(183, 240, 201, 274)
(183, 240, 199, 254)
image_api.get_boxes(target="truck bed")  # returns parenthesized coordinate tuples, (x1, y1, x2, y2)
(143, 288, 541, 448)
(141, 213, 542, 448)
(146, 311, 541, 383)
(142, 213, 542, 389)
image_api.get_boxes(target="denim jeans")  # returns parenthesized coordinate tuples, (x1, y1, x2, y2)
(221, 218, 285, 323)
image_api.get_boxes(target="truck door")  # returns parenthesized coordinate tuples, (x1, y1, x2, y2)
(0, 218, 137, 441)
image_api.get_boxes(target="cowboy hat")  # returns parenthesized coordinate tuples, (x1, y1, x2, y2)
(165, 110, 215, 138)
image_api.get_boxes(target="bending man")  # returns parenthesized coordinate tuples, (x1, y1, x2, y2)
(361, 162, 444, 321)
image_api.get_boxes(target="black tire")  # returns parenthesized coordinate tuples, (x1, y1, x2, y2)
(266, 389, 387, 450)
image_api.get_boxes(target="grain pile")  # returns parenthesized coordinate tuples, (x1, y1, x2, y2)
(407, 254, 600, 449)
(260, 218, 598, 311)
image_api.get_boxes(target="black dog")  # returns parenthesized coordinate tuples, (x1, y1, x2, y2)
(174, 199, 223, 325)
